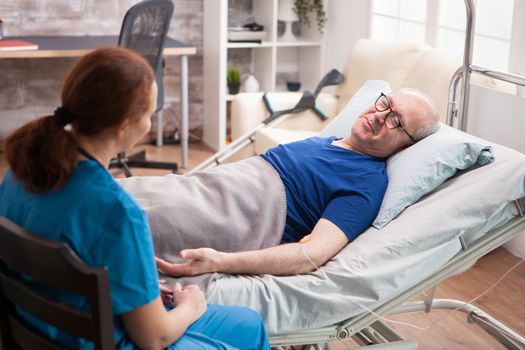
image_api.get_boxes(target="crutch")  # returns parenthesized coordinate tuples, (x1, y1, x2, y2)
(187, 69, 344, 175)
(262, 69, 345, 122)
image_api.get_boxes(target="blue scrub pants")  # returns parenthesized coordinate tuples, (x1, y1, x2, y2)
(170, 304, 270, 350)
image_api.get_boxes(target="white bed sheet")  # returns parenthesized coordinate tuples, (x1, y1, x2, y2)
(205, 142, 525, 335)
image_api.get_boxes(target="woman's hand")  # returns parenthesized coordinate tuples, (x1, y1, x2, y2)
(172, 282, 207, 322)
(122, 282, 207, 349)
(159, 279, 174, 306)
(155, 248, 225, 277)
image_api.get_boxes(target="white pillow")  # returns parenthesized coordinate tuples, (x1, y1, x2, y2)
(320, 82, 494, 229)
(373, 124, 494, 228)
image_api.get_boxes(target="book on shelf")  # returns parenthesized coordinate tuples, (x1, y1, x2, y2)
(0, 40, 39, 51)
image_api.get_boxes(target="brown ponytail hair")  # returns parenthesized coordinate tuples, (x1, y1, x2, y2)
(5, 47, 155, 193)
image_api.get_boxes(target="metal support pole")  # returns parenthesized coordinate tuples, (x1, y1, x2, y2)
(180, 55, 189, 169)
(458, 0, 475, 131)
(393, 299, 525, 349)
(423, 287, 436, 313)
(446, 67, 463, 127)
(156, 110, 163, 147)
(185, 123, 266, 175)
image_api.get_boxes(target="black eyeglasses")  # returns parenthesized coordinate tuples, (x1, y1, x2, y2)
(375, 93, 416, 143)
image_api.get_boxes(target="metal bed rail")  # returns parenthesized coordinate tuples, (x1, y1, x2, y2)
(448, 0, 525, 130)
(447, 65, 525, 128)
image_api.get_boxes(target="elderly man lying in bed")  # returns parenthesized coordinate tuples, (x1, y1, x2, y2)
(121, 88, 439, 278)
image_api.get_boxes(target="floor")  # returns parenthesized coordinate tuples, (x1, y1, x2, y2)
(1, 141, 524, 350)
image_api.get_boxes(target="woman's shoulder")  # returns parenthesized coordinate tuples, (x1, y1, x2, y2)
(69, 162, 149, 244)
(74, 161, 143, 216)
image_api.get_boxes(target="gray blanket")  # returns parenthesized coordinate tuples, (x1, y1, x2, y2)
(118, 156, 287, 287)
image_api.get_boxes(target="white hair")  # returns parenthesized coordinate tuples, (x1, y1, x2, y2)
(399, 88, 440, 141)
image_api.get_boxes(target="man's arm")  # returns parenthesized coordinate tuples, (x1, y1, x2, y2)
(155, 218, 349, 276)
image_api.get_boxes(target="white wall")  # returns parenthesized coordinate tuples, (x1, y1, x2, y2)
(508, 0, 525, 96)
(467, 86, 525, 259)
(323, 0, 371, 77)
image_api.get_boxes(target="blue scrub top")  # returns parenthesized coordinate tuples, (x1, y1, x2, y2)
(0, 161, 160, 349)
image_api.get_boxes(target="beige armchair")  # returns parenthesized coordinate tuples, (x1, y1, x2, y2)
(230, 38, 511, 155)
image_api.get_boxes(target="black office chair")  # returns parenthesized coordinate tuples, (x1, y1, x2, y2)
(109, 0, 179, 177)
(0, 217, 115, 350)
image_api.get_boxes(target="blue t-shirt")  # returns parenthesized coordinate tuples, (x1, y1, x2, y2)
(261, 136, 388, 243)
(0, 161, 160, 349)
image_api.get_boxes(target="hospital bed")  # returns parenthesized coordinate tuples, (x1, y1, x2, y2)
(177, 1, 525, 348)
(201, 143, 525, 349)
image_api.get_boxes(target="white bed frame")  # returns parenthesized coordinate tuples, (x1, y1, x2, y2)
(267, 1, 525, 348)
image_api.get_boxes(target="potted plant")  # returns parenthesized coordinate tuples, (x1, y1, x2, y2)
(293, 0, 327, 34)
(227, 67, 241, 95)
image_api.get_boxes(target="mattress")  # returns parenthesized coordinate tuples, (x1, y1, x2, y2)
(204, 142, 525, 335)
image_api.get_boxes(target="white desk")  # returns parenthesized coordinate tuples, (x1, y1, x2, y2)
(0, 35, 197, 169)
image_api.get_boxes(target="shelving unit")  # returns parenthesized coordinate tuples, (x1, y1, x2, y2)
(203, 0, 326, 151)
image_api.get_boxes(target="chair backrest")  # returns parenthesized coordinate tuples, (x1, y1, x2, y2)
(0, 217, 114, 350)
(119, 0, 174, 112)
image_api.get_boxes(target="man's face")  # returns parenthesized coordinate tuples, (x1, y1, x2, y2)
(347, 91, 432, 158)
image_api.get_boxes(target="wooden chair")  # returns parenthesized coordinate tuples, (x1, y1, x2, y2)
(0, 217, 115, 350)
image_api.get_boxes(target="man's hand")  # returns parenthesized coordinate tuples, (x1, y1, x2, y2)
(155, 248, 224, 277)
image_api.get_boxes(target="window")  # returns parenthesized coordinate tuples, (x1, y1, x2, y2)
(371, 0, 427, 43)
(438, 0, 513, 71)
(371, 0, 515, 71)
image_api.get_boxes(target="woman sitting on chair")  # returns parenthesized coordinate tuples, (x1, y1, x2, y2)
(0, 47, 270, 350)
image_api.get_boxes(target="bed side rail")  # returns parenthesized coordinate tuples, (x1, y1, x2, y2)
(448, 0, 525, 130)
(447, 66, 525, 128)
